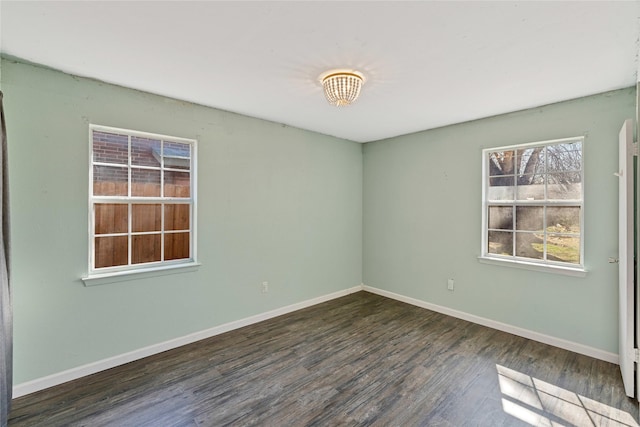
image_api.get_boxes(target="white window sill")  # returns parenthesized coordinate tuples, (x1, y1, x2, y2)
(477, 256, 587, 277)
(82, 262, 201, 286)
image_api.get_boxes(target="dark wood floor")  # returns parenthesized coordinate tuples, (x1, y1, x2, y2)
(8, 291, 639, 426)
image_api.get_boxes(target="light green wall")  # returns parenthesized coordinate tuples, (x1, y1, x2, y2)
(2, 59, 363, 384)
(3, 54, 635, 385)
(363, 87, 636, 353)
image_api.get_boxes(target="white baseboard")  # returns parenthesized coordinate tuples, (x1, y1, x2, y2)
(13, 285, 364, 398)
(15, 283, 616, 398)
(362, 285, 618, 365)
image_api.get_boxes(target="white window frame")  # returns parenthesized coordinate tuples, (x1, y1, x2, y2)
(479, 136, 586, 276)
(83, 125, 198, 285)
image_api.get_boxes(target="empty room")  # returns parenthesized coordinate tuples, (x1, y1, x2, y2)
(1, 1, 640, 426)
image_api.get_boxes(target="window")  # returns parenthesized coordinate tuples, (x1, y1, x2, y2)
(481, 137, 584, 271)
(88, 125, 197, 277)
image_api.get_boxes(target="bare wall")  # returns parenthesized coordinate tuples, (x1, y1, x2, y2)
(363, 87, 636, 354)
(2, 59, 363, 384)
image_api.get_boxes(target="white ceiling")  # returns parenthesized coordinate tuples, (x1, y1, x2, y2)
(1, 1, 639, 143)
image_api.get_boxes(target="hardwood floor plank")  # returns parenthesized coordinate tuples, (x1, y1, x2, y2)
(8, 292, 638, 426)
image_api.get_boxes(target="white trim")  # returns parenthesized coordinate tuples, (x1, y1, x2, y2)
(82, 262, 201, 286)
(362, 285, 617, 364)
(477, 256, 587, 277)
(88, 124, 197, 277)
(484, 135, 585, 153)
(15, 283, 615, 398)
(90, 124, 196, 145)
(12, 285, 364, 398)
(481, 136, 585, 270)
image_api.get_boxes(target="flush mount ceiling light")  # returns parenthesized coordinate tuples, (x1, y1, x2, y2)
(319, 69, 365, 107)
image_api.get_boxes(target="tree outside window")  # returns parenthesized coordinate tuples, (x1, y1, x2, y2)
(483, 138, 583, 267)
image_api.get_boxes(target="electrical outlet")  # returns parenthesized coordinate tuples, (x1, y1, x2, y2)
(447, 278, 454, 291)
(262, 281, 269, 293)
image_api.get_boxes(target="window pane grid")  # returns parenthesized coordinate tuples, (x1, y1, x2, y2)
(486, 208, 582, 262)
(127, 135, 132, 198)
(483, 138, 583, 267)
(160, 139, 164, 198)
(92, 161, 129, 168)
(90, 125, 195, 273)
(130, 165, 161, 171)
(93, 200, 192, 269)
(94, 232, 128, 238)
(161, 193, 165, 262)
(93, 197, 191, 203)
(131, 231, 162, 236)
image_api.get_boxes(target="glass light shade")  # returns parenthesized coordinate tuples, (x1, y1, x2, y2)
(320, 70, 364, 106)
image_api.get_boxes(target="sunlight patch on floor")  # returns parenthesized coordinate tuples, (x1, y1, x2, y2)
(497, 364, 638, 427)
